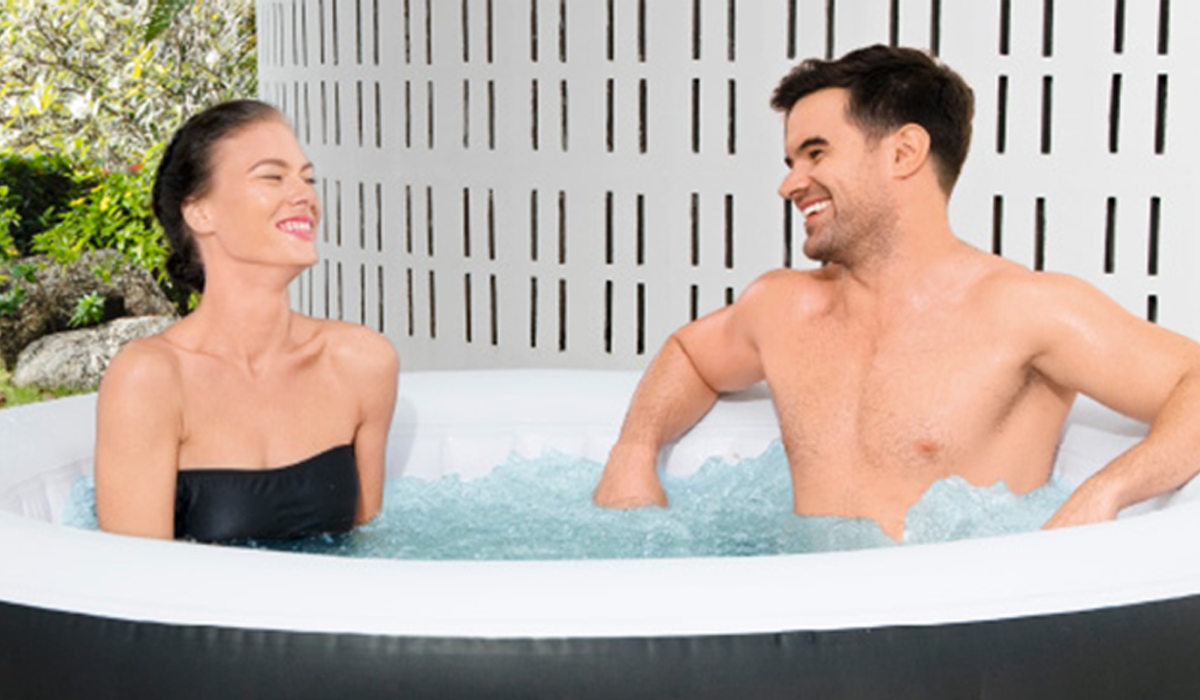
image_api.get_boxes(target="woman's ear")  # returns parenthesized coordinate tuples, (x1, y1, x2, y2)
(890, 123, 932, 181)
(181, 197, 215, 239)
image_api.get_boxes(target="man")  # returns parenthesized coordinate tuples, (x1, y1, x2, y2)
(592, 44, 1200, 540)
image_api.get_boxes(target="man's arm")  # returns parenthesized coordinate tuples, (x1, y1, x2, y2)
(1025, 273, 1200, 528)
(593, 277, 771, 508)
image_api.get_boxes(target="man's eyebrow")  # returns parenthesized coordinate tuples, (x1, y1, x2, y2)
(798, 137, 829, 152)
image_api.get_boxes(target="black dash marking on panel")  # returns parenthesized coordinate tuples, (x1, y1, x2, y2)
(558, 0, 567, 62)
(464, 273, 473, 343)
(1104, 196, 1117, 273)
(462, 79, 470, 149)
(605, 191, 615, 264)
(787, 0, 797, 58)
(690, 193, 700, 266)
(604, 280, 613, 353)
(372, 0, 379, 65)
(486, 0, 494, 62)
(487, 189, 496, 260)
(638, 0, 647, 61)
(1113, 0, 1126, 53)
(606, 78, 615, 152)
(1148, 196, 1161, 276)
(889, 0, 900, 46)
(323, 259, 330, 316)
(725, 287, 734, 306)
(1154, 74, 1168, 154)
(335, 180, 343, 246)
(319, 0, 327, 63)
(321, 180, 330, 242)
(604, 0, 614, 60)
(560, 79, 569, 151)
(427, 270, 436, 338)
(691, 78, 701, 153)
(358, 181, 366, 249)
(531, 79, 540, 150)
(1157, 0, 1170, 55)
(404, 81, 412, 147)
(930, 0, 942, 55)
(374, 81, 382, 148)
(303, 82, 311, 144)
(359, 263, 366, 325)
(489, 274, 498, 345)
(406, 268, 414, 336)
(355, 0, 363, 65)
(461, 0, 470, 63)
(426, 186, 435, 255)
(377, 266, 385, 333)
(425, 0, 433, 65)
(727, 79, 736, 154)
(334, 81, 342, 145)
(724, 194, 734, 269)
(530, 0, 539, 62)
(825, 0, 835, 59)
(690, 284, 699, 321)
(405, 185, 414, 253)
(996, 75, 1008, 153)
(291, 1, 299, 66)
(783, 200, 794, 267)
(557, 191, 567, 264)
(727, 0, 735, 61)
(1034, 197, 1046, 271)
(356, 80, 364, 147)
(557, 279, 567, 351)
(487, 79, 496, 150)
(992, 195, 1004, 256)
(332, 0, 340, 65)
(1042, 0, 1054, 57)
(375, 182, 383, 252)
(403, 0, 411, 63)
(692, 0, 701, 60)
(1147, 294, 1158, 323)
(1040, 75, 1053, 154)
(530, 190, 539, 261)
(999, 0, 1011, 54)
(529, 277, 539, 348)
(639, 79, 648, 153)
(636, 282, 645, 354)
(462, 187, 472, 257)
(336, 261, 344, 320)
(636, 194, 645, 265)
(1108, 74, 1122, 153)
(427, 81, 435, 148)
(301, 0, 309, 66)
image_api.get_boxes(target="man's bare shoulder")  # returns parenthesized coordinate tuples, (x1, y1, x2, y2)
(739, 267, 840, 318)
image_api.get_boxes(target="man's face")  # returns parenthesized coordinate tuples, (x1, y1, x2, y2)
(777, 88, 897, 266)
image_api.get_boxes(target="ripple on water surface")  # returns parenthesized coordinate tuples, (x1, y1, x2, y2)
(62, 441, 1071, 559)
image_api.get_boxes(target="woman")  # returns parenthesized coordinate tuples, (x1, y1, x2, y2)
(95, 100, 399, 542)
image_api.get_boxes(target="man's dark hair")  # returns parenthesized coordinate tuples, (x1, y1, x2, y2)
(770, 44, 974, 194)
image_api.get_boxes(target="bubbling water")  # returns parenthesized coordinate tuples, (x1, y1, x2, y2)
(63, 441, 1071, 558)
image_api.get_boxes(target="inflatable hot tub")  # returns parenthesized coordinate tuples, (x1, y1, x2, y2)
(2, 370, 1199, 699)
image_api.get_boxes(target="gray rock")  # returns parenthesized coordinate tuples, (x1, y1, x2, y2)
(12, 315, 176, 391)
(0, 250, 175, 369)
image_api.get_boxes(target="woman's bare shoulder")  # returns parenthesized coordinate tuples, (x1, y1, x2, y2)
(303, 317, 399, 376)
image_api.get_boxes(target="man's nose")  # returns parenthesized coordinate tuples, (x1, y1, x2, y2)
(778, 166, 809, 201)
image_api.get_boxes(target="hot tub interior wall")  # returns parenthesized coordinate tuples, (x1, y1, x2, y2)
(256, 0, 1200, 370)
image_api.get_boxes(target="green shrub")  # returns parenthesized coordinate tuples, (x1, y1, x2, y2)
(68, 292, 107, 328)
(31, 155, 168, 284)
(0, 185, 20, 260)
(0, 153, 93, 256)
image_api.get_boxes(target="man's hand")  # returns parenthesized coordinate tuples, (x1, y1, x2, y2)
(593, 443, 668, 509)
(1042, 477, 1121, 530)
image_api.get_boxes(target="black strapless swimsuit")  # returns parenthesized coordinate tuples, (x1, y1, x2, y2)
(174, 444, 359, 543)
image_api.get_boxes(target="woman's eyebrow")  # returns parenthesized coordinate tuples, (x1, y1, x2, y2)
(247, 158, 315, 172)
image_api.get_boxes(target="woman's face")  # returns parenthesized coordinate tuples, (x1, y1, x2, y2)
(186, 117, 321, 275)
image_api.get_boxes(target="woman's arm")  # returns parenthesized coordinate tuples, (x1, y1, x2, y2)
(334, 327, 400, 525)
(94, 340, 184, 539)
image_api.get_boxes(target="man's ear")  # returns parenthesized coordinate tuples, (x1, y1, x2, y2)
(181, 197, 215, 238)
(890, 123, 932, 180)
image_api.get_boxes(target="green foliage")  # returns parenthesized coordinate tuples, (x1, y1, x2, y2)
(0, 0, 257, 169)
(144, 0, 195, 43)
(0, 259, 37, 317)
(0, 185, 19, 260)
(31, 153, 168, 283)
(0, 153, 93, 256)
(68, 291, 106, 328)
(0, 284, 25, 318)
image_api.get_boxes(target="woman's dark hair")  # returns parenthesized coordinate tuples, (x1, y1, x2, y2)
(152, 99, 284, 293)
(770, 45, 974, 194)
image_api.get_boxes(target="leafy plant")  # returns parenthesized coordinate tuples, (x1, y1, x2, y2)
(0, 284, 25, 318)
(0, 185, 19, 260)
(0, 0, 256, 170)
(31, 154, 168, 283)
(68, 292, 106, 328)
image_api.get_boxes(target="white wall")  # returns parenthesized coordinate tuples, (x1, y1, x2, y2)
(256, 0, 1200, 369)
